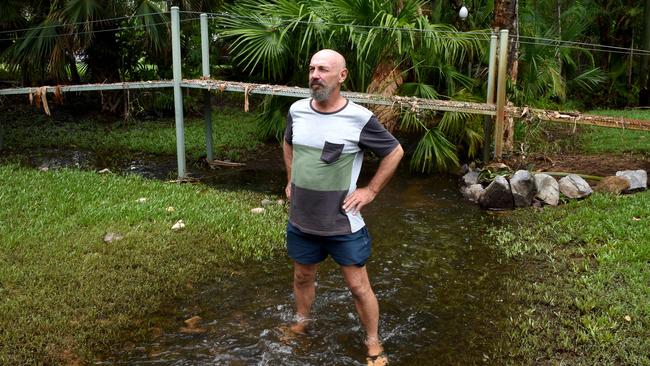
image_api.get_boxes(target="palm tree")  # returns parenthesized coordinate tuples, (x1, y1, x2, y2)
(2, 1, 170, 85)
(1, 0, 224, 85)
(219, 0, 485, 172)
(514, 1, 605, 107)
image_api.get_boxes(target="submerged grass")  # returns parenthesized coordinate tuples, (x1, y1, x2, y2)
(489, 191, 650, 365)
(1, 106, 262, 161)
(0, 165, 286, 364)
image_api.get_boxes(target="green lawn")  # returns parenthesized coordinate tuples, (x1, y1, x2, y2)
(0, 165, 287, 364)
(2, 106, 264, 161)
(580, 109, 650, 154)
(489, 190, 650, 365)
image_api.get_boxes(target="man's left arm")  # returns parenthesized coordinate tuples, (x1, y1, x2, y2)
(342, 144, 404, 214)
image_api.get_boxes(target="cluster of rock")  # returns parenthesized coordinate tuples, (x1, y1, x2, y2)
(460, 165, 647, 210)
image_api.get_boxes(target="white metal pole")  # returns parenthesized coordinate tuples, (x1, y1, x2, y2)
(200, 13, 214, 161)
(483, 32, 499, 162)
(171, 6, 186, 178)
(494, 29, 509, 159)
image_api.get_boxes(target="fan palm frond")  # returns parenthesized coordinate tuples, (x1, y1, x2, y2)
(410, 128, 459, 173)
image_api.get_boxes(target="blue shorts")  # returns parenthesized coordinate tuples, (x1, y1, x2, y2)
(286, 222, 372, 267)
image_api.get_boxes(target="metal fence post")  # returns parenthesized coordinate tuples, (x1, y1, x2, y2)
(494, 29, 509, 159)
(483, 32, 498, 162)
(171, 6, 186, 178)
(200, 13, 214, 162)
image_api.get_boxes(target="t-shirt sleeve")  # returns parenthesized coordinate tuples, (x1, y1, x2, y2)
(284, 112, 293, 145)
(358, 116, 399, 157)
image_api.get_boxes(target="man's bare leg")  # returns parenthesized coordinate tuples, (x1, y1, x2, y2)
(340, 265, 384, 358)
(291, 262, 318, 334)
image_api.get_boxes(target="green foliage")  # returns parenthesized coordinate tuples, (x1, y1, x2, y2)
(514, 1, 606, 107)
(0, 165, 286, 364)
(219, 0, 484, 172)
(410, 128, 459, 173)
(0, 0, 221, 84)
(257, 95, 292, 141)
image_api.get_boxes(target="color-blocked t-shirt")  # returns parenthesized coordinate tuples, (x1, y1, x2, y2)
(284, 98, 399, 236)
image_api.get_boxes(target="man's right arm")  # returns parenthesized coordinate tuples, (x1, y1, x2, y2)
(283, 140, 293, 200)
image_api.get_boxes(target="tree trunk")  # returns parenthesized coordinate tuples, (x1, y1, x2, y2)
(492, 0, 519, 153)
(492, 0, 519, 81)
(639, 0, 650, 106)
(366, 60, 404, 132)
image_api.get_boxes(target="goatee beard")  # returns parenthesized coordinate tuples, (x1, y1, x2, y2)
(310, 84, 332, 102)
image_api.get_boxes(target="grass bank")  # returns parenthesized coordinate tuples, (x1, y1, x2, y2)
(0, 165, 286, 364)
(580, 109, 650, 154)
(516, 109, 650, 156)
(489, 190, 649, 364)
(1, 105, 262, 161)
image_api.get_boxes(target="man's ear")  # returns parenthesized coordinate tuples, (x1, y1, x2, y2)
(338, 68, 348, 84)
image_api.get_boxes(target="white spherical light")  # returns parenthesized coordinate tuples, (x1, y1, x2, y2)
(459, 6, 469, 20)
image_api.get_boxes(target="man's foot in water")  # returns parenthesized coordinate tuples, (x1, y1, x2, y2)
(277, 314, 309, 343)
(365, 337, 388, 366)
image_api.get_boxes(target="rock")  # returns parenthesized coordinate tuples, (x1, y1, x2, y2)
(171, 219, 185, 230)
(534, 173, 560, 206)
(559, 174, 592, 199)
(184, 315, 202, 328)
(166, 206, 175, 213)
(462, 183, 484, 202)
(250, 207, 265, 214)
(103, 232, 124, 243)
(460, 185, 471, 200)
(261, 199, 274, 206)
(180, 315, 206, 334)
(39, 165, 49, 172)
(616, 170, 647, 191)
(479, 175, 513, 209)
(137, 197, 147, 203)
(276, 199, 285, 205)
(97, 168, 111, 174)
(461, 170, 480, 187)
(467, 184, 485, 202)
(510, 170, 537, 207)
(595, 176, 630, 194)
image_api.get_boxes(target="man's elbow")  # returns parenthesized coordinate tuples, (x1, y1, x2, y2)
(391, 144, 404, 161)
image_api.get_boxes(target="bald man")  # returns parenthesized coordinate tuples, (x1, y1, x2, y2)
(283, 49, 403, 365)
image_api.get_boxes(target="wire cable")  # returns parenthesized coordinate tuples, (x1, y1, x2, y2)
(185, 10, 650, 56)
(2, 10, 649, 57)
(0, 12, 170, 35)
(0, 17, 202, 43)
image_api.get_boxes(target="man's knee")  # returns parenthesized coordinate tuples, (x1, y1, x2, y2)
(348, 282, 373, 300)
(293, 265, 316, 287)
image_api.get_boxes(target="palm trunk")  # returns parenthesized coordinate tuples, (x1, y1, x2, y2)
(365, 60, 404, 132)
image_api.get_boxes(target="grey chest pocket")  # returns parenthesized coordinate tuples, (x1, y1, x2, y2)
(320, 141, 345, 164)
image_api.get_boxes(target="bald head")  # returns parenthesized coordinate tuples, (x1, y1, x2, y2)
(311, 49, 347, 71)
(309, 49, 348, 103)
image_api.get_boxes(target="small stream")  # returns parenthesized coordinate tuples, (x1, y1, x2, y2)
(10, 148, 515, 365)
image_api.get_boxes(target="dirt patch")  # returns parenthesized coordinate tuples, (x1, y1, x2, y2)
(503, 153, 650, 178)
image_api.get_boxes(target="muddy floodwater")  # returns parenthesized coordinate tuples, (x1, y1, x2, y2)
(15, 148, 515, 365)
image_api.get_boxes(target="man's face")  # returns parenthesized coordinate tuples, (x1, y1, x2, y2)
(308, 52, 346, 102)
